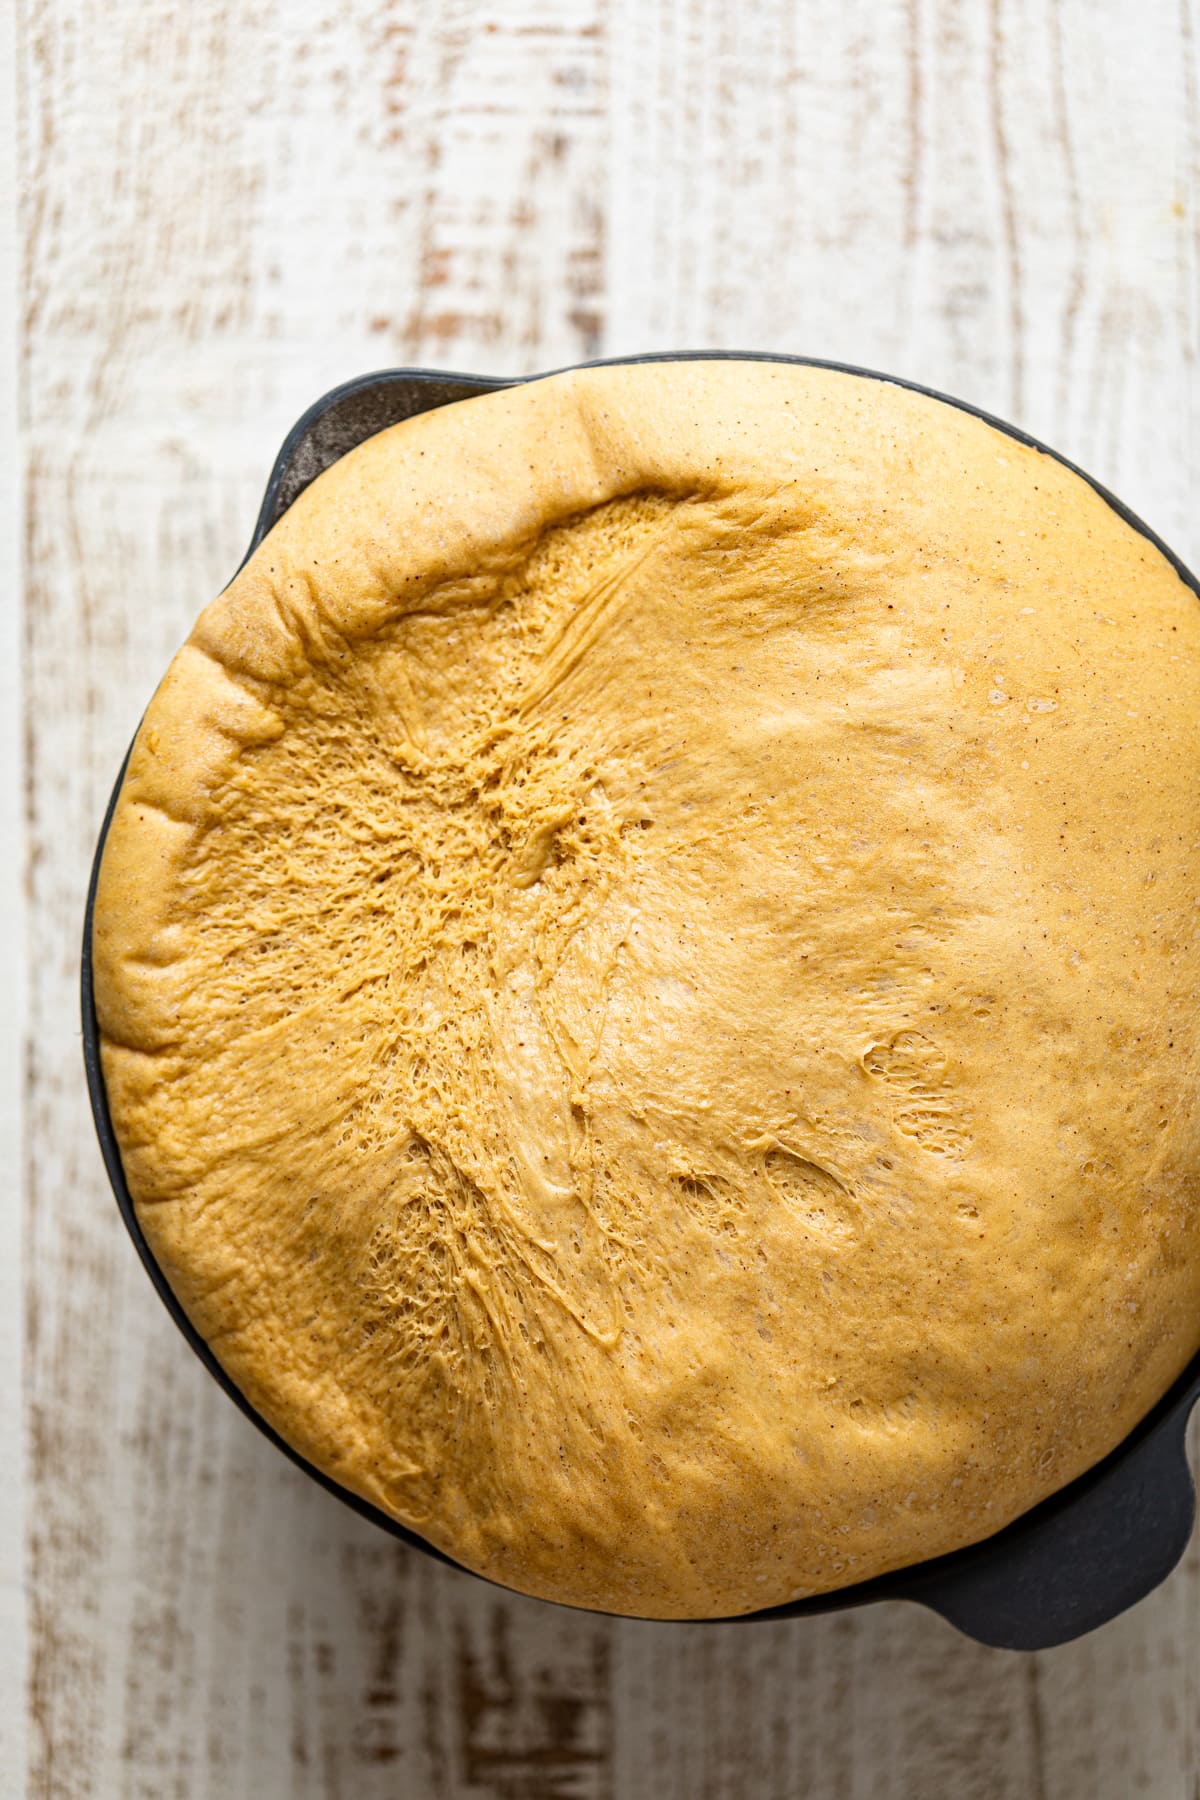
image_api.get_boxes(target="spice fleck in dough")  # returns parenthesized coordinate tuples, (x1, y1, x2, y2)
(93, 361, 1200, 1617)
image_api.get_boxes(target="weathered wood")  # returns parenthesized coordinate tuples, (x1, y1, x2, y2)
(1, 0, 28, 1783)
(12, 0, 1200, 1793)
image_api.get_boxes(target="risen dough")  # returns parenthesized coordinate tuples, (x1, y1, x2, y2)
(94, 360, 1200, 1617)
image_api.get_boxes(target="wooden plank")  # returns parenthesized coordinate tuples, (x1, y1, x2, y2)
(604, 3, 1200, 1795)
(0, 0, 28, 1778)
(19, 2, 615, 1795)
(15, 0, 1200, 1794)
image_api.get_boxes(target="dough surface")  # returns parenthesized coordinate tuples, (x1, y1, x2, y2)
(94, 360, 1200, 1617)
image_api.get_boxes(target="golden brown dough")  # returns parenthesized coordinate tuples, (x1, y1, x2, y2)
(94, 360, 1200, 1617)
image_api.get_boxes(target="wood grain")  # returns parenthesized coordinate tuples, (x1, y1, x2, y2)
(1, 0, 28, 1782)
(12, 0, 1200, 1794)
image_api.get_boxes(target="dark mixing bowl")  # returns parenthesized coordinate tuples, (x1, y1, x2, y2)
(83, 353, 1200, 1649)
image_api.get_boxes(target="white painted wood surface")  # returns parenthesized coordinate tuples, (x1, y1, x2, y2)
(8, 0, 1200, 1793)
(2, 0, 28, 1785)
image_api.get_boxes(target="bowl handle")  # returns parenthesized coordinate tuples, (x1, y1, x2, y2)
(241, 369, 510, 567)
(902, 1385, 1199, 1650)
